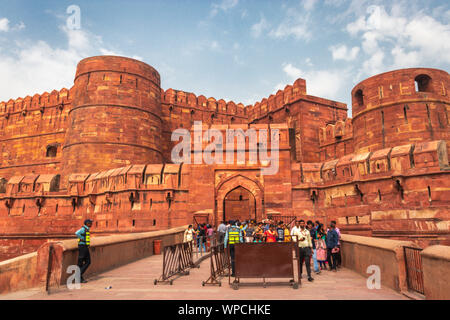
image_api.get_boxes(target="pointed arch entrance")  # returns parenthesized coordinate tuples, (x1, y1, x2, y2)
(223, 186, 256, 222)
(215, 174, 264, 225)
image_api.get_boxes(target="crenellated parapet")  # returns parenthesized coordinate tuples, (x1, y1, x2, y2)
(295, 140, 449, 188)
(161, 88, 247, 120)
(246, 79, 307, 123)
(0, 88, 72, 118)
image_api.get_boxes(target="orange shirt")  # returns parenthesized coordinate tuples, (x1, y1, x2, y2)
(264, 230, 277, 242)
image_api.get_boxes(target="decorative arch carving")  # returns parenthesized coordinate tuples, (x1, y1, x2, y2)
(215, 174, 264, 225)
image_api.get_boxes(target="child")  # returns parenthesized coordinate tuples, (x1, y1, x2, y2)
(316, 224, 327, 269)
(276, 221, 285, 242)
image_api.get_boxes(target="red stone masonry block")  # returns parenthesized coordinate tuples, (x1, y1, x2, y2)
(413, 140, 449, 170)
(390, 144, 414, 175)
(369, 148, 392, 175)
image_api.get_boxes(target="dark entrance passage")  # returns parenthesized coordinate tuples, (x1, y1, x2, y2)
(223, 186, 256, 222)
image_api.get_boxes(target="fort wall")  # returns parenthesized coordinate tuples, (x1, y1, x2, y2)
(61, 56, 164, 182)
(352, 68, 450, 155)
(0, 89, 71, 178)
(0, 56, 448, 261)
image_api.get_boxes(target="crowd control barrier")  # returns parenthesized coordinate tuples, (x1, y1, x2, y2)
(154, 241, 195, 285)
(202, 242, 230, 287)
(230, 242, 299, 290)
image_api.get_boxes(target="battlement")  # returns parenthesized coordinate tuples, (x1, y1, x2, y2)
(0, 56, 449, 255)
(0, 88, 72, 118)
(297, 140, 449, 186)
(161, 88, 247, 119)
(246, 78, 347, 123)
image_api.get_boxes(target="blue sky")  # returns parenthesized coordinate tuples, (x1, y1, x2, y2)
(0, 0, 449, 116)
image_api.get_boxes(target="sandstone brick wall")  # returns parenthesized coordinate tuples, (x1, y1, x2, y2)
(352, 68, 450, 154)
(0, 89, 71, 179)
(61, 56, 164, 182)
(0, 56, 449, 260)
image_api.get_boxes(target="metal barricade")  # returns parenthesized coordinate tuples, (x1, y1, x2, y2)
(229, 241, 299, 290)
(154, 241, 195, 285)
(404, 246, 424, 294)
(202, 240, 230, 287)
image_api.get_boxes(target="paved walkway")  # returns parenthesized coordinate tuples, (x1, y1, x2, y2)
(1, 253, 408, 300)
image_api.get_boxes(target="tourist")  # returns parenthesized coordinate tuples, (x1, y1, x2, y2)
(75, 219, 93, 283)
(283, 223, 292, 242)
(244, 222, 255, 243)
(315, 220, 321, 229)
(326, 222, 339, 271)
(206, 224, 214, 249)
(217, 221, 227, 244)
(183, 224, 195, 243)
(291, 220, 314, 282)
(316, 224, 327, 270)
(264, 224, 277, 243)
(331, 220, 342, 268)
(254, 223, 264, 242)
(276, 221, 285, 242)
(224, 221, 244, 276)
(196, 224, 207, 253)
(307, 220, 321, 275)
(263, 219, 270, 232)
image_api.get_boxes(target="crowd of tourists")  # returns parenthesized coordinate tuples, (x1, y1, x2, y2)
(183, 218, 342, 280)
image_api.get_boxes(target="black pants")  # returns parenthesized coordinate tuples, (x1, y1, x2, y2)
(229, 244, 236, 276)
(218, 232, 225, 245)
(327, 248, 338, 270)
(299, 247, 312, 278)
(336, 245, 342, 267)
(77, 245, 91, 277)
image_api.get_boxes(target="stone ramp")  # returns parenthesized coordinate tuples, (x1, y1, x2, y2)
(1, 252, 408, 300)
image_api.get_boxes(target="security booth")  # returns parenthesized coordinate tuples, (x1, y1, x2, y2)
(229, 242, 299, 290)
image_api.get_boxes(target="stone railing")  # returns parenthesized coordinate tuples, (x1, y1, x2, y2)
(340, 234, 420, 293)
(421, 245, 450, 300)
(0, 252, 39, 294)
(0, 225, 187, 295)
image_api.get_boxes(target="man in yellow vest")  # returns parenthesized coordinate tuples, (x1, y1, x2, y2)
(75, 219, 93, 283)
(224, 220, 243, 277)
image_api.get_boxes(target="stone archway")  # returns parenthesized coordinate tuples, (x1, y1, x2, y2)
(216, 174, 264, 225)
(223, 186, 256, 222)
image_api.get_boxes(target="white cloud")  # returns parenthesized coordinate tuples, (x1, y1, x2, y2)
(210, 0, 239, 17)
(330, 44, 360, 61)
(268, 3, 313, 41)
(210, 41, 220, 51)
(303, 0, 318, 11)
(0, 18, 10, 32)
(281, 63, 349, 100)
(251, 16, 269, 38)
(0, 26, 125, 101)
(13, 21, 26, 31)
(346, 4, 450, 76)
(269, 15, 312, 40)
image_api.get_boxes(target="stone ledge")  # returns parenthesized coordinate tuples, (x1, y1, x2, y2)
(58, 225, 188, 251)
(341, 234, 420, 252)
(421, 245, 450, 261)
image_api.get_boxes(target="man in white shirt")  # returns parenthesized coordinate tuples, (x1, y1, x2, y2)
(291, 219, 314, 282)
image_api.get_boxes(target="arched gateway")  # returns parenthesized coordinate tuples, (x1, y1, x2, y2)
(215, 174, 264, 225)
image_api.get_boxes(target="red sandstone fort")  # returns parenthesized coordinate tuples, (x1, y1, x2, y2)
(0, 55, 449, 261)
